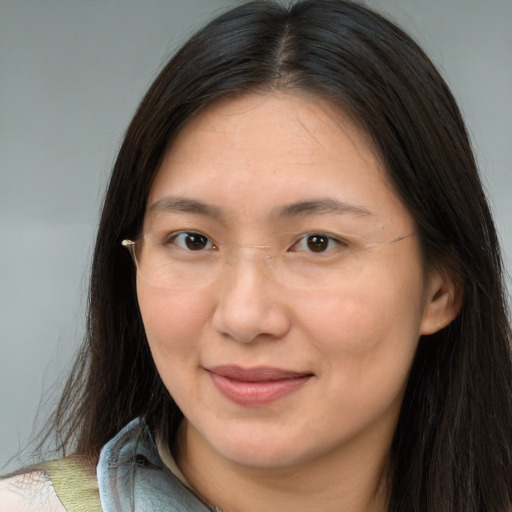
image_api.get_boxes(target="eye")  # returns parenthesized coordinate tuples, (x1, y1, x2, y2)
(290, 234, 344, 253)
(169, 232, 216, 251)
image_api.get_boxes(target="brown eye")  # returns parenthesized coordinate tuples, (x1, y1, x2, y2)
(171, 232, 213, 250)
(185, 233, 209, 250)
(290, 233, 343, 254)
(306, 235, 329, 252)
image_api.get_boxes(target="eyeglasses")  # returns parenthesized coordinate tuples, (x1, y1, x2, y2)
(122, 229, 415, 290)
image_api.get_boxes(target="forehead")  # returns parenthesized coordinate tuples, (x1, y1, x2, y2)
(159, 92, 377, 176)
(146, 92, 410, 230)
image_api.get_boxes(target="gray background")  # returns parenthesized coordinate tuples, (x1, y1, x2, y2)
(1, 0, 511, 471)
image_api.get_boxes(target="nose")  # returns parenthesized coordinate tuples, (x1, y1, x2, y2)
(211, 252, 291, 343)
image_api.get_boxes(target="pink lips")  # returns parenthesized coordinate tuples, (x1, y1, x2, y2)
(207, 365, 312, 407)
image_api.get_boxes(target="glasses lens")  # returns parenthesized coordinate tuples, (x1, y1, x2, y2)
(128, 232, 412, 290)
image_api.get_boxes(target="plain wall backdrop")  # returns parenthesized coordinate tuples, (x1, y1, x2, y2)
(1, 0, 511, 471)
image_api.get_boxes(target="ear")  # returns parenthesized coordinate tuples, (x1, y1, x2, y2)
(420, 268, 464, 335)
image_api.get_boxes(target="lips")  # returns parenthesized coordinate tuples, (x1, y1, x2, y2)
(207, 365, 313, 407)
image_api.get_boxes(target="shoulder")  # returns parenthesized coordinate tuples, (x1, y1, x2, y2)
(0, 471, 66, 512)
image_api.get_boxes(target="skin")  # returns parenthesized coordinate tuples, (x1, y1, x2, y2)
(136, 92, 460, 512)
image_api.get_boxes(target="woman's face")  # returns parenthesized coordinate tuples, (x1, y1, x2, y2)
(137, 93, 443, 470)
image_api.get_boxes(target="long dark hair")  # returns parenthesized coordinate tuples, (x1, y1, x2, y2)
(44, 1, 511, 510)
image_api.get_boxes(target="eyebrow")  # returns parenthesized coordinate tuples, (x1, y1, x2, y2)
(148, 196, 373, 219)
(274, 198, 374, 218)
(148, 197, 223, 218)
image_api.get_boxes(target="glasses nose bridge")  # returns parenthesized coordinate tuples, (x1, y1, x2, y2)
(225, 243, 276, 272)
(217, 242, 284, 292)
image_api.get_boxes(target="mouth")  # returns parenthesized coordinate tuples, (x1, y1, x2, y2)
(206, 365, 313, 407)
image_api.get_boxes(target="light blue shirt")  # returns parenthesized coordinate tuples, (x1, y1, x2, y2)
(97, 418, 214, 511)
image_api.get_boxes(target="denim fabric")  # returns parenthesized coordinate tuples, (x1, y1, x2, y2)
(97, 418, 212, 512)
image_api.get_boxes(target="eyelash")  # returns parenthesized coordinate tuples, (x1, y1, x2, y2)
(166, 232, 217, 251)
(166, 231, 346, 254)
(290, 234, 347, 253)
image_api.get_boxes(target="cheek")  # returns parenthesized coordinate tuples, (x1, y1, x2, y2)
(136, 282, 212, 365)
(293, 255, 425, 379)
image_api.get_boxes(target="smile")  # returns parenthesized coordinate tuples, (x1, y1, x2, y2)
(206, 366, 313, 407)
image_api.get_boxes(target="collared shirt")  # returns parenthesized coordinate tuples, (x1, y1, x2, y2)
(0, 418, 225, 512)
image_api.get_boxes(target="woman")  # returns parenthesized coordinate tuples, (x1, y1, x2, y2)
(2, 0, 511, 510)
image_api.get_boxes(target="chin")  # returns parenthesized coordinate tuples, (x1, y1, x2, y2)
(203, 423, 321, 469)
(218, 442, 303, 468)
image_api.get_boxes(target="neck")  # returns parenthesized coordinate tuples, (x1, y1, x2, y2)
(175, 421, 391, 512)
